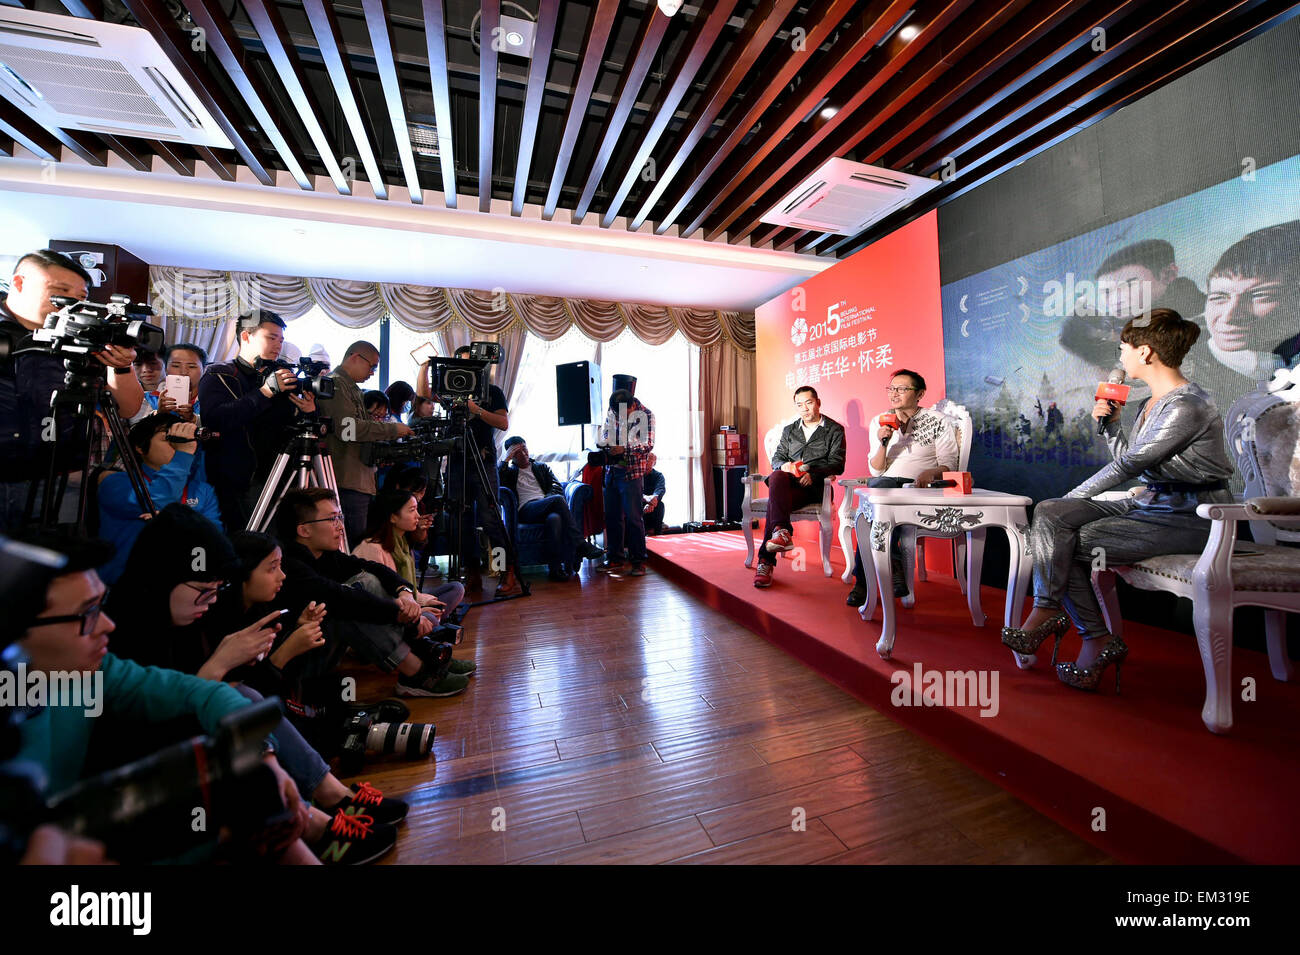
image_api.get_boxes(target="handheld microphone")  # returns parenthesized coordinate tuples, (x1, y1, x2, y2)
(1095, 368, 1131, 435)
(166, 428, 220, 443)
(879, 412, 899, 444)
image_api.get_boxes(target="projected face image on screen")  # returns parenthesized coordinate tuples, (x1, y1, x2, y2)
(941, 154, 1300, 499)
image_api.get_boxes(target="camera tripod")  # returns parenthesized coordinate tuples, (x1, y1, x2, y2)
(435, 402, 529, 604)
(24, 362, 156, 532)
(246, 416, 340, 533)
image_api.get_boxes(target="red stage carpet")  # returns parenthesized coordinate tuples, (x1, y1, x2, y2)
(646, 531, 1300, 864)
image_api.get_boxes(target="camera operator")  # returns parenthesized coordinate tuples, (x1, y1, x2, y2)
(317, 341, 413, 549)
(198, 310, 316, 532)
(0, 250, 145, 533)
(9, 528, 318, 864)
(417, 345, 516, 594)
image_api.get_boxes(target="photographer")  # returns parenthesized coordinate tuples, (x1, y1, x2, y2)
(317, 341, 413, 549)
(0, 250, 145, 532)
(417, 344, 516, 594)
(10, 528, 319, 864)
(198, 310, 316, 532)
(97, 412, 221, 585)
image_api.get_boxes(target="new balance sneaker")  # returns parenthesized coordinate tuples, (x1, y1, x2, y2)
(322, 782, 409, 826)
(396, 670, 470, 698)
(754, 562, 774, 588)
(765, 528, 794, 554)
(311, 810, 398, 865)
(447, 657, 477, 676)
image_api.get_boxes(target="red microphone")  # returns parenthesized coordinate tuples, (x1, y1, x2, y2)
(879, 412, 899, 444)
(1095, 368, 1131, 435)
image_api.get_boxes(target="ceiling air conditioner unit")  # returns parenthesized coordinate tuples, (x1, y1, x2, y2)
(760, 158, 938, 235)
(0, 7, 232, 149)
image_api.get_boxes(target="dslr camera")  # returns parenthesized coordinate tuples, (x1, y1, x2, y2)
(28, 294, 165, 363)
(255, 356, 336, 399)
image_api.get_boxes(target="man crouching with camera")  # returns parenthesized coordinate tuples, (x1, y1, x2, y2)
(0, 250, 146, 533)
(199, 310, 316, 531)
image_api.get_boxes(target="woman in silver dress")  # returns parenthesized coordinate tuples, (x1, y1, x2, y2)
(1003, 309, 1235, 692)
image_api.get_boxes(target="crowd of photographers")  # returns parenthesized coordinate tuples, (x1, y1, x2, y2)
(0, 250, 534, 865)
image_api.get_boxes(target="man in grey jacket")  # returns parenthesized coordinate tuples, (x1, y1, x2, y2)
(317, 341, 412, 548)
(755, 386, 846, 588)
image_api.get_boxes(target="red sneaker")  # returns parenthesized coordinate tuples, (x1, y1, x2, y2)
(753, 563, 774, 588)
(765, 527, 794, 554)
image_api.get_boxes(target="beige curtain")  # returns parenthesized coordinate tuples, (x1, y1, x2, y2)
(700, 342, 757, 519)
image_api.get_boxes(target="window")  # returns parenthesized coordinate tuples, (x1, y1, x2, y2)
(506, 326, 602, 479)
(282, 305, 378, 373)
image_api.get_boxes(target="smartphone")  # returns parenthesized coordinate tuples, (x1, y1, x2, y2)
(257, 609, 290, 661)
(163, 374, 189, 405)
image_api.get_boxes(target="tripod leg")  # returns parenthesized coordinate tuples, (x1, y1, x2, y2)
(464, 430, 529, 599)
(247, 453, 293, 532)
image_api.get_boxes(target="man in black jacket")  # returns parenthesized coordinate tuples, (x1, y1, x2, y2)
(499, 436, 603, 581)
(275, 487, 474, 698)
(198, 310, 315, 531)
(754, 386, 846, 589)
(642, 453, 666, 535)
(0, 250, 145, 532)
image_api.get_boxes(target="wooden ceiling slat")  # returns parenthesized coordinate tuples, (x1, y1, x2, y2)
(629, 0, 801, 232)
(363, 0, 423, 204)
(179, 0, 313, 189)
(0, 98, 61, 161)
(774, 229, 807, 251)
(729, 0, 1031, 246)
(668, 0, 907, 240)
(703, 0, 979, 244)
(827, 0, 1294, 258)
(421, 0, 459, 207)
(571, 5, 673, 223)
(99, 134, 151, 172)
(512, 0, 563, 216)
(654, 0, 861, 236)
(793, 0, 1139, 254)
(542, 0, 620, 220)
(902, 0, 1193, 174)
(145, 139, 196, 177)
(0, 135, 13, 159)
(56, 1, 99, 17)
(301, 0, 388, 199)
(244, 0, 350, 194)
(598, 0, 742, 228)
(194, 147, 236, 182)
(749, 223, 788, 247)
(478, 1, 501, 211)
(119, 0, 274, 186)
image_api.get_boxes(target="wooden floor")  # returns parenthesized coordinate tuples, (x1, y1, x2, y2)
(344, 565, 1111, 865)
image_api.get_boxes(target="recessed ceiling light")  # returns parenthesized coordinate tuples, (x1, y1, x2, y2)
(898, 24, 921, 41)
(820, 106, 838, 120)
(639, 265, 650, 271)
(657, 0, 684, 15)
(293, 228, 306, 236)
(506, 31, 524, 46)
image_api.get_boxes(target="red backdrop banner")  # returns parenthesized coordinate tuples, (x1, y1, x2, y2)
(755, 211, 946, 488)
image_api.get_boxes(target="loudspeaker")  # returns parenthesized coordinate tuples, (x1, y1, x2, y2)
(48, 240, 149, 305)
(712, 465, 746, 522)
(556, 360, 601, 426)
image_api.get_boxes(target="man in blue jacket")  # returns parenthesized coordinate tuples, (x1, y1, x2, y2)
(97, 412, 221, 585)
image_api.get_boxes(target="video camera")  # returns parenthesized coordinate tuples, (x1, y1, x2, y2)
(255, 356, 336, 399)
(431, 340, 501, 405)
(28, 294, 165, 363)
(367, 415, 457, 467)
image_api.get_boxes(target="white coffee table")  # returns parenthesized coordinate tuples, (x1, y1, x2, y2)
(854, 487, 1033, 660)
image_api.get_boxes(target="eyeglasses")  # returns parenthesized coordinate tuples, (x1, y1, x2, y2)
(27, 590, 109, 636)
(302, 513, 345, 526)
(184, 581, 231, 605)
(884, 386, 916, 394)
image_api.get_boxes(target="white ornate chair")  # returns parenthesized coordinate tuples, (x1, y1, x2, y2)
(1090, 382, 1300, 734)
(742, 416, 835, 576)
(837, 400, 974, 604)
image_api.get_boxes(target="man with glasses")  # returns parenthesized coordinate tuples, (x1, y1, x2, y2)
(846, 369, 960, 606)
(200, 310, 317, 532)
(318, 342, 413, 549)
(754, 386, 846, 589)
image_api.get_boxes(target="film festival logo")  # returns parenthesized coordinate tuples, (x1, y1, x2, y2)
(791, 316, 808, 347)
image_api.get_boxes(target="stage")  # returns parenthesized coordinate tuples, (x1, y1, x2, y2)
(645, 530, 1300, 864)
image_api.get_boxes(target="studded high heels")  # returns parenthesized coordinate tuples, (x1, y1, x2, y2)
(1000, 611, 1070, 665)
(1055, 635, 1129, 693)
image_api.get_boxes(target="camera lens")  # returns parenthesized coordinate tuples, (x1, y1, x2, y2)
(365, 721, 435, 758)
(445, 369, 477, 394)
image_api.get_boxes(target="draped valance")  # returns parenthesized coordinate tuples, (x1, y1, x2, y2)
(148, 267, 756, 352)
